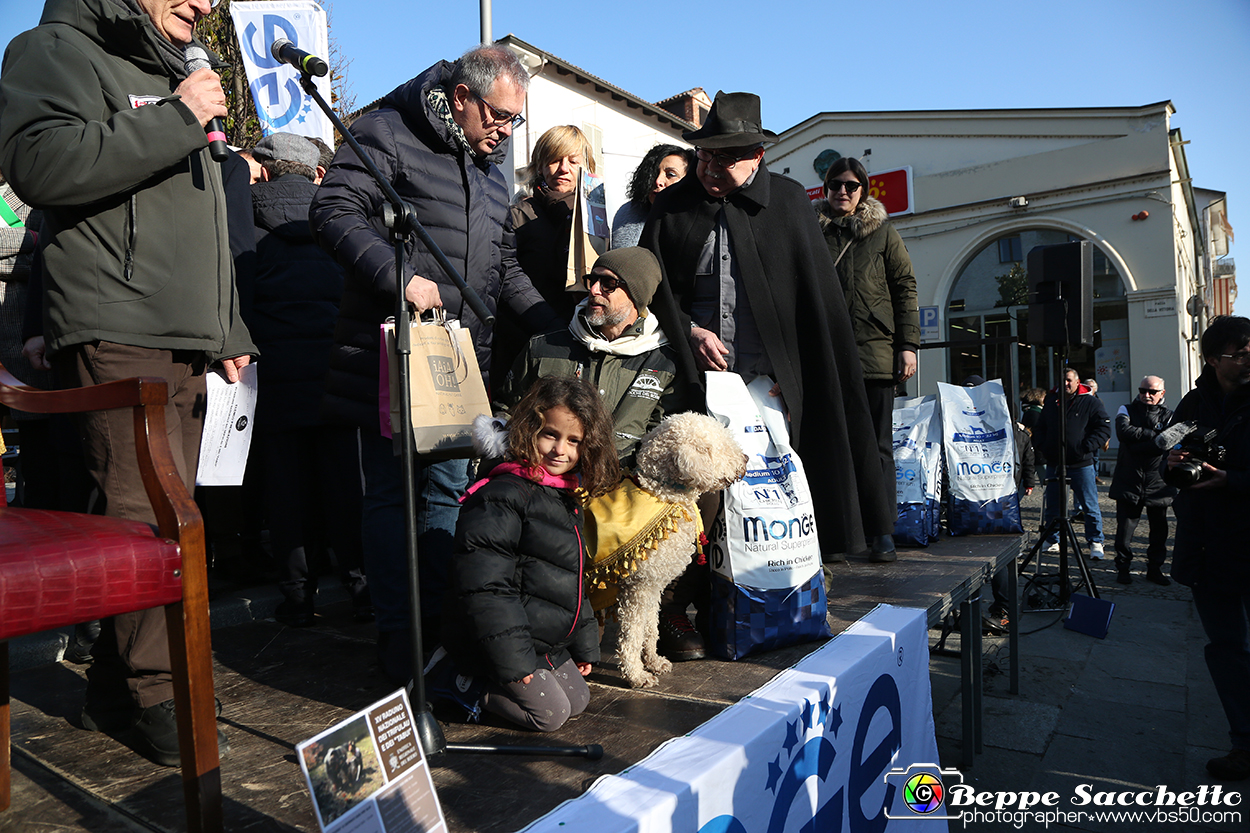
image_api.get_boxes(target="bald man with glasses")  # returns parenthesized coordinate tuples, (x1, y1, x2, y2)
(1108, 375, 1176, 585)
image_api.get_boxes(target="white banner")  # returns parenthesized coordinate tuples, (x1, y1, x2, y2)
(520, 605, 943, 832)
(229, 1, 332, 145)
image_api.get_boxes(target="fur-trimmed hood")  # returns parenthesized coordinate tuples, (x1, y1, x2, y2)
(813, 195, 888, 239)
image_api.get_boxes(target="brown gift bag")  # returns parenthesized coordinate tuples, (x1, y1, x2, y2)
(383, 310, 490, 458)
(564, 168, 608, 290)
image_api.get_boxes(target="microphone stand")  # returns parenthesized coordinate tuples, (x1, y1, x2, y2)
(295, 68, 601, 762)
(1017, 311, 1099, 610)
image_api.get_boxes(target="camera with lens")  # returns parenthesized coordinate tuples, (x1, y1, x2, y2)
(1155, 420, 1226, 486)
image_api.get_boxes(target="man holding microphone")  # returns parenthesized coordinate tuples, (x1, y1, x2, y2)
(0, 0, 254, 765)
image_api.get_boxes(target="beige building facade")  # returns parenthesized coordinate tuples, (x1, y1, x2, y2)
(769, 101, 1233, 442)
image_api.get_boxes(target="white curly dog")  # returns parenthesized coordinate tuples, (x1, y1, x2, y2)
(589, 412, 746, 688)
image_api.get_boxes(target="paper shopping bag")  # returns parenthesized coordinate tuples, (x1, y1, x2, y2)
(564, 168, 607, 290)
(381, 311, 490, 459)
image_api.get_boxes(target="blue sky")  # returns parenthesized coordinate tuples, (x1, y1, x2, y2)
(2, 0, 1246, 315)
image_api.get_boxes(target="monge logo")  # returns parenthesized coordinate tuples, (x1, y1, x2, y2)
(742, 514, 816, 543)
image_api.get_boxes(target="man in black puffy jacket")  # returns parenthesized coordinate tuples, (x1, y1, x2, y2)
(1108, 375, 1175, 585)
(309, 44, 555, 682)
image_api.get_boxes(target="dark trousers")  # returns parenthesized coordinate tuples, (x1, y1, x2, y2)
(1113, 499, 1169, 571)
(56, 342, 207, 708)
(1192, 585, 1250, 751)
(262, 425, 366, 601)
(863, 379, 898, 539)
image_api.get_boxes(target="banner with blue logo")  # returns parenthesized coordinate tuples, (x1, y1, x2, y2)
(229, 1, 332, 144)
(704, 374, 829, 660)
(937, 380, 1022, 535)
(519, 605, 941, 832)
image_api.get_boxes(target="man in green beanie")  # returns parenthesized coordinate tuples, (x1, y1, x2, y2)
(495, 246, 704, 659)
(496, 246, 696, 467)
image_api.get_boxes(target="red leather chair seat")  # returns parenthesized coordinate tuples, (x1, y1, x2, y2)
(0, 507, 182, 641)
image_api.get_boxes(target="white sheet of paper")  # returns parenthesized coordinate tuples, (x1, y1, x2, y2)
(195, 362, 258, 486)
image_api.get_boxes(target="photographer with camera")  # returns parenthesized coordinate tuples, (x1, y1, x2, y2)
(1166, 315, 1250, 781)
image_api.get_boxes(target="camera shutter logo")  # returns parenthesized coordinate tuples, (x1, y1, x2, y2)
(903, 771, 944, 814)
(427, 354, 461, 393)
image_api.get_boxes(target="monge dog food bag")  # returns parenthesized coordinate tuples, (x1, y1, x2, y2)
(893, 395, 941, 546)
(937, 380, 1023, 535)
(896, 395, 944, 542)
(704, 374, 830, 660)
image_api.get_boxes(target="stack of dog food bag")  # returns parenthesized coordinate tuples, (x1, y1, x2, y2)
(936, 379, 1023, 535)
(892, 395, 941, 546)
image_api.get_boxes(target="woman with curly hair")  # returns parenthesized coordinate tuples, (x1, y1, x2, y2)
(611, 144, 695, 249)
(440, 377, 618, 731)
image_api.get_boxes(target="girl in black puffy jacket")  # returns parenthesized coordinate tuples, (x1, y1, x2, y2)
(441, 377, 619, 732)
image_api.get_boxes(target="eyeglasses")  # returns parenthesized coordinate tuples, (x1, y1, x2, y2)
(584, 272, 627, 294)
(695, 147, 758, 170)
(472, 92, 525, 129)
(827, 180, 863, 194)
(1219, 351, 1250, 365)
(1139, 388, 1163, 395)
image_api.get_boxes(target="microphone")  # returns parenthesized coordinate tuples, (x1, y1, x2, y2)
(182, 45, 229, 163)
(270, 38, 329, 77)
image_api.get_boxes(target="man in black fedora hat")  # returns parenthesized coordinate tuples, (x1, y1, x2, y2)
(643, 91, 896, 573)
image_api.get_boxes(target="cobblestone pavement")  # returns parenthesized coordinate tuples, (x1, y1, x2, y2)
(929, 480, 1244, 832)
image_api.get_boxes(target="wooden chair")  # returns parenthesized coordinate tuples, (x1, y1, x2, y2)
(0, 362, 222, 833)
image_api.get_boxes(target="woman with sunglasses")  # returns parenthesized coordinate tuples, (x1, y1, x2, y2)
(492, 126, 597, 369)
(814, 157, 919, 562)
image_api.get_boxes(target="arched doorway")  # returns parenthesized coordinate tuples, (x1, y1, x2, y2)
(946, 229, 1128, 398)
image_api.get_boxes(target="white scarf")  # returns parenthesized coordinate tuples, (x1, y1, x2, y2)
(568, 299, 667, 357)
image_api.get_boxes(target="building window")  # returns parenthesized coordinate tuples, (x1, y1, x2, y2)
(998, 236, 1022, 263)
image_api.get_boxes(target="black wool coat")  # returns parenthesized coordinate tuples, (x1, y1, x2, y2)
(1108, 398, 1176, 506)
(642, 164, 895, 553)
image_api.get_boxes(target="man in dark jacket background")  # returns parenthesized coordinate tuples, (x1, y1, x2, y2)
(309, 44, 554, 682)
(1166, 315, 1250, 781)
(0, 0, 253, 765)
(1033, 369, 1111, 557)
(244, 132, 369, 627)
(642, 91, 893, 566)
(1108, 375, 1175, 585)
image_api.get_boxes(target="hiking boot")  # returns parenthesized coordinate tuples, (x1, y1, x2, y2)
(1146, 569, 1171, 587)
(134, 699, 230, 768)
(64, 620, 101, 664)
(1206, 749, 1250, 781)
(658, 612, 705, 661)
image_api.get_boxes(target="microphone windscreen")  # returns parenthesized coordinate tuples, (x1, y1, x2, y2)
(183, 44, 211, 74)
(271, 38, 292, 61)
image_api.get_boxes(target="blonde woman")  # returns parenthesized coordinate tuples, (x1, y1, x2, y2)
(492, 126, 596, 369)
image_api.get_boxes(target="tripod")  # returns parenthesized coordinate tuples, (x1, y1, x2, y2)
(296, 61, 601, 761)
(1016, 348, 1100, 610)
